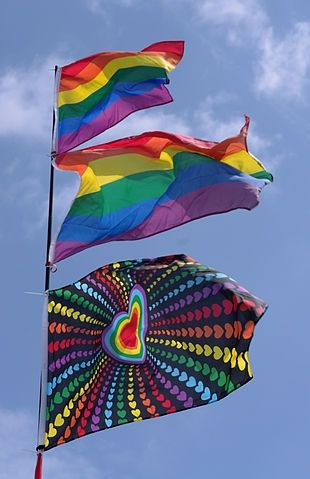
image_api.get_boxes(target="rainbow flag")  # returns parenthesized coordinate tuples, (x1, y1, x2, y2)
(55, 41, 184, 153)
(52, 117, 273, 262)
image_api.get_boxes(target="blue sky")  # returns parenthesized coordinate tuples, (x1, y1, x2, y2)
(0, 0, 309, 477)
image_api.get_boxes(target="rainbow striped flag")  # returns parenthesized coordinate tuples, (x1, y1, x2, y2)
(55, 41, 184, 153)
(52, 117, 273, 262)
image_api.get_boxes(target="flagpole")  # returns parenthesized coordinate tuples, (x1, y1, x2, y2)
(45, 65, 59, 287)
(44, 162, 55, 289)
(35, 65, 60, 477)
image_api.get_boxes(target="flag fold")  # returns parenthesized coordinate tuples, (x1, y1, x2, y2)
(55, 41, 184, 153)
(52, 118, 273, 263)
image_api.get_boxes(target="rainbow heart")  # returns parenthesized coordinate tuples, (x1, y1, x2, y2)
(101, 285, 148, 364)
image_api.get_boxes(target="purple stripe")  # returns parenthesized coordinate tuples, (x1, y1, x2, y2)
(57, 85, 172, 153)
(53, 181, 260, 262)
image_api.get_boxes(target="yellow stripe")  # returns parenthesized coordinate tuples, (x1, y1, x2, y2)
(78, 166, 100, 197)
(58, 54, 175, 107)
(77, 152, 173, 197)
(162, 145, 265, 177)
(221, 150, 266, 175)
(76, 147, 265, 199)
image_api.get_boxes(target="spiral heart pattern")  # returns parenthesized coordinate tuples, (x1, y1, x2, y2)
(44, 254, 267, 450)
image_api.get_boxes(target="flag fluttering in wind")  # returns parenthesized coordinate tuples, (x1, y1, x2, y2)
(42, 254, 267, 450)
(55, 41, 184, 153)
(52, 117, 273, 263)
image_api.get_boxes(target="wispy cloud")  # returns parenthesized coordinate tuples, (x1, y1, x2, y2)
(71, 96, 272, 159)
(87, 109, 193, 146)
(0, 152, 79, 239)
(0, 405, 166, 479)
(200, 0, 310, 98)
(0, 406, 105, 479)
(256, 22, 310, 98)
(197, 0, 268, 45)
(194, 92, 270, 151)
(165, 0, 310, 99)
(84, 0, 139, 17)
(0, 54, 67, 143)
(193, 93, 280, 175)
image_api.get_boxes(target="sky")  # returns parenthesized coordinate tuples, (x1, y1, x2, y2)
(0, 0, 309, 477)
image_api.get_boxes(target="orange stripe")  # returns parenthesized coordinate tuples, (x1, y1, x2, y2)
(55, 133, 247, 174)
(59, 51, 182, 92)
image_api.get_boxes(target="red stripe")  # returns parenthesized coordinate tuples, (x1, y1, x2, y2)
(143, 40, 184, 56)
(55, 130, 246, 168)
(60, 40, 184, 79)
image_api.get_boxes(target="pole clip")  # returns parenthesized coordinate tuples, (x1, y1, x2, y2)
(45, 261, 57, 273)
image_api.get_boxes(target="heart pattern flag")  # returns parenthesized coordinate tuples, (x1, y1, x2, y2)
(42, 254, 267, 450)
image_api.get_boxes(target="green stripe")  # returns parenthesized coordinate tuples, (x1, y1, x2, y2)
(59, 66, 168, 120)
(175, 151, 273, 182)
(173, 151, 214, 171)
(68, 152, 227, 218)
(252, 170, 273, 181)
(67, 151, 270, 218)
(69, 153, 215, 218)
(68, 169, 175, 217)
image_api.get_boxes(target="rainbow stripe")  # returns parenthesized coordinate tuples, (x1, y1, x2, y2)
(102, 285, 148, 364)
(52, 117, 273, 262)
(55, 41, 184, 153)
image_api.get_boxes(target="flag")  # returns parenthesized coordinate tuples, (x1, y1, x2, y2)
(52, 117, 273, 262)
(55, 41, 184, 153)
(42, 254, 267, 450)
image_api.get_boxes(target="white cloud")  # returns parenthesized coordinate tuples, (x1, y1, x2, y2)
(53, 177, 81, 223)
(81, 0, 310, 98)
(87, 109, 193, 146)
(27, 174, 81, 238)
(0, 407, 104, 479)
(165, 0, 310, 99)
(0, 54, 67, 142)
(256, 22, 310, 98)
(199, 0, 310, 98)
(85, 0, 138, 16)
(0, 152, 79, 239)
(0, 167, 42, 207)
(197, 0, 268, 44)
(77, 97, 270, 153)
(194, 93, 270, 152)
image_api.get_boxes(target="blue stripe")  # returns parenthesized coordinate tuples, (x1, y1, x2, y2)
(58, 79, 167, 137)
(58, 161, 266, 243)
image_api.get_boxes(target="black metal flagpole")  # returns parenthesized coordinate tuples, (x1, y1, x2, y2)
(45, 65, 58, 290)
(35, 65, 59, 478)
(44, 148, 56, 290)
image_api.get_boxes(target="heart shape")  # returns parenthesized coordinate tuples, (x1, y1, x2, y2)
(101, 285, 148, 364)
(195, 381, 204, 393)
(170, 384, 180, 395)
(186, 376, 196, 388)
(201, 387, 211, 401)
(177, 390, 187, 401)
